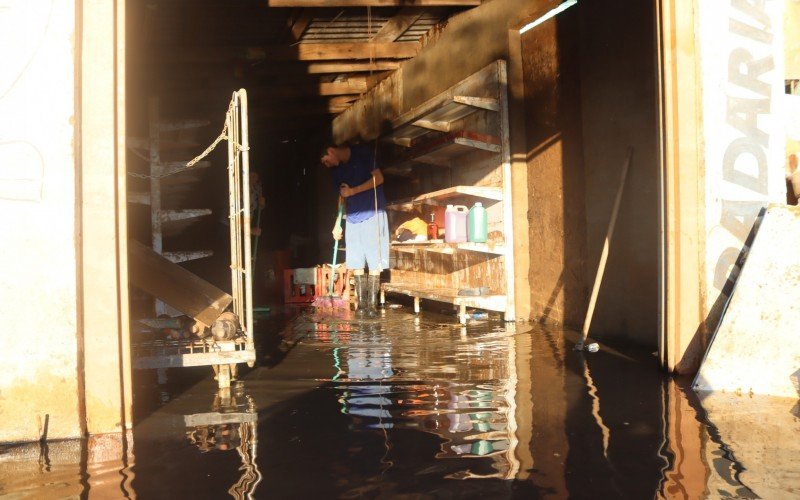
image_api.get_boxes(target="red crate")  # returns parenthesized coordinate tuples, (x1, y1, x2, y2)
(316, 265, 350, 301)
(283, 269, 317, 304)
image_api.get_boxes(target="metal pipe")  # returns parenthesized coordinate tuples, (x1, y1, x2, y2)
(227, 103, 240, 317)
(233, 94, 244, 319)
(238, 89, 254, 347)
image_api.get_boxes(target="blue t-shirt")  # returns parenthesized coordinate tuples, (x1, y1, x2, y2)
(332, 144, 387, 224)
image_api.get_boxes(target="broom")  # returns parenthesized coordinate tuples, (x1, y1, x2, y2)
(313, 196, 348, 308)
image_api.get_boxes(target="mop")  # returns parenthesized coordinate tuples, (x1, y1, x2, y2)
(313, 196, 348, 308)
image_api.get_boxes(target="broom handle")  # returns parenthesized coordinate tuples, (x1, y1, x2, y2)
(329, 197, 344, 296)
(252, 205, 263, 267)
(329, 239, 339, 297)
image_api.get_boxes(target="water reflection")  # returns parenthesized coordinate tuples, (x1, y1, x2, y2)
(182, 386, 261, 498)
(1, 307, 799, 498)
(289, 310, 524, 483)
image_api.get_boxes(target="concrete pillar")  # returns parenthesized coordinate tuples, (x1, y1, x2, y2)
(79, 0, 132, 435)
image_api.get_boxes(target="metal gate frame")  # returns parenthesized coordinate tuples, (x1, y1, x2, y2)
(227, 89, 255, 355)
(132, 90, 256, 388)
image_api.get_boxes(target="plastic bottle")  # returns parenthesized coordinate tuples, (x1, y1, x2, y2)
(445, 205, 468, 243)
(426, 213, 438, 241)
(467, 202, 488, 243)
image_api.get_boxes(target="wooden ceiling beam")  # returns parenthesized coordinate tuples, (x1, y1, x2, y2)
(319, 80, 368, 95)
(329, 95, 360, 105)
(166, 83, 363, 101)
(144, 60, 400, 76)
(154, 42, 419, 64)
(249, 42, 420, 60)
(304, 60, 401, 73)
(288, 8, 315, 40)
(251, 103, 351, 117)
(267, 0, 479, 6)
(371, 7, 423, 42)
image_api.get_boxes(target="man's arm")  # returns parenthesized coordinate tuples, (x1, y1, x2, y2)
(339, 169, 384, 198)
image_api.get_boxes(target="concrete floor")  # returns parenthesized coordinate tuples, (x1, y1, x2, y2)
(1, 305, 798, 498)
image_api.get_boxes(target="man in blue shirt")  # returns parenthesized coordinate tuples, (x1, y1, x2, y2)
(321, 143, 389, 317)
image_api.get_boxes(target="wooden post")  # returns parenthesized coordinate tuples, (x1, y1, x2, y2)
(497, 61, 516, 322)
(656, 0, 705, 372)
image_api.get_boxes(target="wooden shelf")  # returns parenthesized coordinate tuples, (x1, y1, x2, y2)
(382, 61, 515, 322)
(387, 185, 502, 211)
(391, 240, 505, 256)
(383, 283, 506, 313)
(382, 157, 420, 177)
(386, 96, 500, 146)
(382, 131, 501, 174)
(411, 131, 500, 167)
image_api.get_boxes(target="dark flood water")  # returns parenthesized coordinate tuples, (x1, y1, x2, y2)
(2, 307, 798, 498)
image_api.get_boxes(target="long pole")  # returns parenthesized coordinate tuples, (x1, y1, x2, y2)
(233, 94, 243, 319)
(239, 89, 254, 348)
(579, 148, 633, 346)
(226, 103, 240, 318)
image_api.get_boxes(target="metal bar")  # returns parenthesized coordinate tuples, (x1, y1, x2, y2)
(232, 94, 244, 319)
(162, 250, 213, 263)
(227, 105, 240, 317)
(133, 350, 256, 369)
(238, 89, 255, 347)
(160, 209, 212, 222)
(655, 0, 667, 370)
(149, 97, 168, 317)
(148, 97, 162, 253)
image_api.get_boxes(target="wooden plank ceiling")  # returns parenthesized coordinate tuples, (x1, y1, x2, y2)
(136, 0, 480, 132)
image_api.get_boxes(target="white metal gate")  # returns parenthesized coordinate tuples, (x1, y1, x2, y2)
(131, 89, 256, 388)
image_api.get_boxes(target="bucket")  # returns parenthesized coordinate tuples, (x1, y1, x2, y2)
(467, 202, 488, 243)
(444, 205, 468, 243)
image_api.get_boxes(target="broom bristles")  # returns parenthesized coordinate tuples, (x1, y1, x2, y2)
(311, 295, 349, 308)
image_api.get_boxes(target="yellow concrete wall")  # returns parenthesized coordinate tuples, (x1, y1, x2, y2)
(0, 1, 82, 442)
(0, 0, 130, 444)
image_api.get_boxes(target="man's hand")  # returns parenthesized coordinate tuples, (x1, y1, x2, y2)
(339, 184, 354, 198)
(332, 225, 343, 241)
(258, 196, 266, 209)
